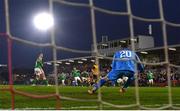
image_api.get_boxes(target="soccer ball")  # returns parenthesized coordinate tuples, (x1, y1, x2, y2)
(117, 78, 124, 84)
(123, 76, 128, 82)
(117, 77, 128, 84)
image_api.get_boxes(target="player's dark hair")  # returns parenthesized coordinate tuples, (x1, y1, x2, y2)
(121, 43, 128, 48)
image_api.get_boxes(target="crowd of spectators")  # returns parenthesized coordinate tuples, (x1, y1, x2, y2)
(0, 59, 180, 87)
(47, 63, 180, 87)
(139, 66, 180, 86)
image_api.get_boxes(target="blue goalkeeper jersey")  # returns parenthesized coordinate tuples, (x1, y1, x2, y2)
(111, 48, 144, 73)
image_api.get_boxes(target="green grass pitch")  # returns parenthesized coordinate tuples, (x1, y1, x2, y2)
(0, 85, 180, 110)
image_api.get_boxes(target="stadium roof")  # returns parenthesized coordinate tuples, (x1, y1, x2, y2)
(0, 64, 7, 67)
(45, 44, 180, 65)
(137, 44, 180, 52)
(45, 56, 96, 65)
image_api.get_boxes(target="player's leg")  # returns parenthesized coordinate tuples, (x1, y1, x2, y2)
(32, 68, 40, 86)
(87, 76, 93, 86)
(117, 78, 124, 85)
(82, 77, 85, 82)
(77, 77, 82, 83)
(88, 69, 119, 94)
(88, 77, 108, 94)
(148, 79, 152, 86)
(111, 80, 116, 86)
(123, 76, 128, 82)
(40, 69, 49, 85)
(151, 79, 154, 86)
(82, 77, 87, 86)
(78, 77, 84, 86)
(149, 79, 153, 86)
(32, 76, 39, 86)
(74, 77, 78, 86)
(93, 75, 98, 83)
(148, 80, 150, 86)
(120, 71, 134, 93)
(62, 80, 65, 86)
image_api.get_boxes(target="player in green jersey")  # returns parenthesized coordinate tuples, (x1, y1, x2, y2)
(58, 72, 66, 86)
(81, 70, 89, 86)
(147, 71, 154, 86)
(72, 67, 82, 86)
(32, 53, 49, 86)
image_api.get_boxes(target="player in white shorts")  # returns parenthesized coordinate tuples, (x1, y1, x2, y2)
(32, 53, 49, 86)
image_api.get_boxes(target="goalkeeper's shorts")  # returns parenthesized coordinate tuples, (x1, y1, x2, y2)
(107, 70, 134, 81)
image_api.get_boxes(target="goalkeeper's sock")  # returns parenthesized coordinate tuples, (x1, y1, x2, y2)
(123, 76, 134, 89)
(92, 79, 106, 92)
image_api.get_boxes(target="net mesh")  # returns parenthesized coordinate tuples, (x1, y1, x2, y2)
(0, 0, 180, 110)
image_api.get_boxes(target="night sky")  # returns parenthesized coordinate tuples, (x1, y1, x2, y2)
(0, 0, 180, 68)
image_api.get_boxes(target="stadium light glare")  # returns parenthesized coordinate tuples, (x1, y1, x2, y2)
(69, 60, 74, 62)
(0, 64, 7, 67)
(168, 47, 176, 51)
(140, 51, 148, 54)
(91, 60, 95, 62)
(57, 61, 62, 64)
(78, 61, 83, 64)
(130, 38, 137, 41)
(65, 62, 70, 65)
(81, 58, 87, 61)
(33, 12, 54, 31)
(55, 64, 59, 66)
(120, 40, 126, 43)
(98, 56, 104, 59)
(46, 62, 52, 65)
(102, 43, 108, 46)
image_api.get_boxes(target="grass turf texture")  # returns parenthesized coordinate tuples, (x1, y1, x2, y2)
(0, 85, 180, 110)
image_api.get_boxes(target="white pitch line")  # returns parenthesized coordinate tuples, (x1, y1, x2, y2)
(14, 104, 180, 110)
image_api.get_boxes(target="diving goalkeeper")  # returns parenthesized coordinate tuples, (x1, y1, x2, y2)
(88, 43, 144, 94)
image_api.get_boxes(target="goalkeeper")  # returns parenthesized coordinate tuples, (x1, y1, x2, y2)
(88, 43, 144, 94)
(32, 53, 49, 86)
